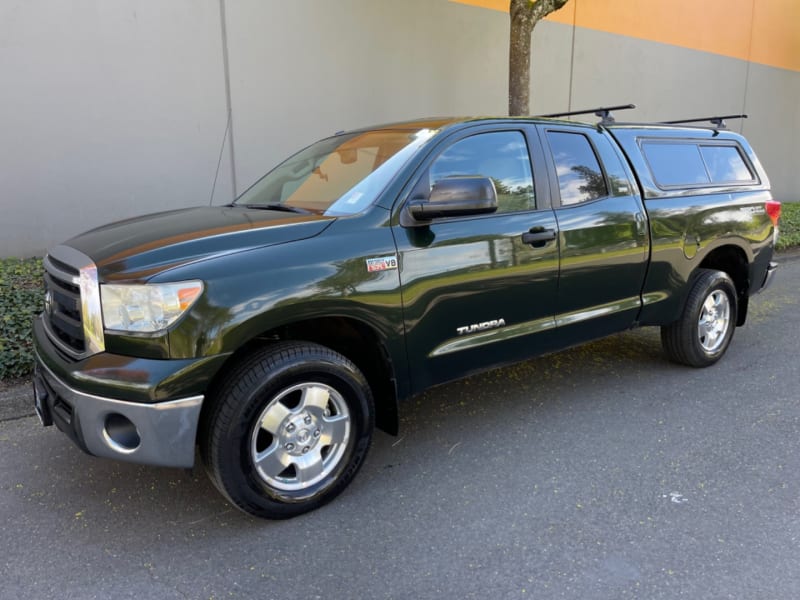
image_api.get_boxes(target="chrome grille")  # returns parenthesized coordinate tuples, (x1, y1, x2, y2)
(42, 246, 105, 359)
(44, 256, 85, 354)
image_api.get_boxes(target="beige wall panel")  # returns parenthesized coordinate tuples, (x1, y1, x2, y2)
(565, 28, 798, 202)
(741, 65, 800, 202)
(1, 0, 796, 257)
(225, 0, 511, 191)
(0, 0, 231, 257)
(529, 21, 574, 115)
(567, 28, 749, 124)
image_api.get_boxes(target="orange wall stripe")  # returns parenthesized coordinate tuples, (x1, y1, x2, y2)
(750, 0, 800, 73)
(451, 0, 508, 11)
(449, 0, 800, 72)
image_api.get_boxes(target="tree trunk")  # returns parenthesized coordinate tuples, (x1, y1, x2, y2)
(509, 0, 535, 116)
(508, 0, 569, 116)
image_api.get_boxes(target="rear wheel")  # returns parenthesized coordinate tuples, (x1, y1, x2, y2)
(660, 269, 737, 367)
(200, 342, 374, 519)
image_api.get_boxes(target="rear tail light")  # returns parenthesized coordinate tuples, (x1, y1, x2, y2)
(765, 200, 781, 227)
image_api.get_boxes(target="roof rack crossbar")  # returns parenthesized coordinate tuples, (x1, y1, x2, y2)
(660, 114, 748, 129)
(537, 104, 636, 124)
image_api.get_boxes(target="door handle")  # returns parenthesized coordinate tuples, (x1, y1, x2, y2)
(521, 227, 556, 247)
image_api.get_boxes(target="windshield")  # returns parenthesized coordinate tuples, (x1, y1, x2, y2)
(234, 128, 438, 216)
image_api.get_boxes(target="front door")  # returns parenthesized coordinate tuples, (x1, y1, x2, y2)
(393, 127, 560, 393)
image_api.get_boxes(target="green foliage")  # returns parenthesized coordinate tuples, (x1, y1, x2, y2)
(0, 258, 44, 380)
(776, 202, 800, 251)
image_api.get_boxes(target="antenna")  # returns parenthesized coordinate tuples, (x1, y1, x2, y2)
(538, 104, 636, 124)
(209, 110, 232, 206)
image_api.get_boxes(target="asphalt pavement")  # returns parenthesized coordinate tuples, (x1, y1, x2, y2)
(1, 256, 798, 599)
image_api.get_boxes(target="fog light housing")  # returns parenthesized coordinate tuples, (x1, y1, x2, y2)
(103, 413, 141, 453)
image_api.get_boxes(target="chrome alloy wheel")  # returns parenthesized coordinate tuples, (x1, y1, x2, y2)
(697, 290, 731, 353)
(250, 382, 351, 494)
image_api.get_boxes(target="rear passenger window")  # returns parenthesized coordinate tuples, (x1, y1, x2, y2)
(546, 131, 608, 206)
(642, 141, 756, 188)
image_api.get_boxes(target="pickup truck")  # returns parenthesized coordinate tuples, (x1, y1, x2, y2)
(32, 109, 780, 519)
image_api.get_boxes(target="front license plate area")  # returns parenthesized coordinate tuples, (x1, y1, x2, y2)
(33, 375, 53, 427)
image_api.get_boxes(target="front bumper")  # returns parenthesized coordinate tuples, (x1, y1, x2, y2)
(34, 353, 203, 468)
(32, 314, 228, 468)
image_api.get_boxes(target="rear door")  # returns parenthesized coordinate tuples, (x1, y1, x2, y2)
(393, 125, 560, 392)
(538, 124, 649, 343)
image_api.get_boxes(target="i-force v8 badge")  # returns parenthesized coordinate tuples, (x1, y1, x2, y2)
(366, 255, 398, 273)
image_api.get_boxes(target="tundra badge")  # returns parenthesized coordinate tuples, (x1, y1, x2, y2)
(456, 319, 506, 336)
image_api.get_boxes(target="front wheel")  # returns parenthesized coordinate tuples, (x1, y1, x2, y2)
(200, 342, 374, 519)
(660, 269, 738, 367)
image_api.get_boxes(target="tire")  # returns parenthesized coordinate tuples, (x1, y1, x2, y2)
(200, 341, 374, 519)
(660, 269, 737, 368)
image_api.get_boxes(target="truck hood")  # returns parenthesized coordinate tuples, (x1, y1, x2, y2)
(65, 206, 335, 281)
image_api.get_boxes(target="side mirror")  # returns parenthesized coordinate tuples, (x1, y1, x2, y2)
(408, 176, 498, 222)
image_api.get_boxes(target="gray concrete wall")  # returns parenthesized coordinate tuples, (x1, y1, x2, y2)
(1, 0, 232, 257)
(1, 0, 797, 257)
(740, 63, 800, 198)
(224, 0, 510, 191)
(530, 22, 799, 204)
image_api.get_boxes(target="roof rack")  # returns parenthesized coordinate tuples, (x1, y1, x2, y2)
(660, 114, 748, 129)
(537, 104, 636, 124)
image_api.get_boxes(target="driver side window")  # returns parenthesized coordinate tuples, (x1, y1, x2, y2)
(429, 131, 536, 213)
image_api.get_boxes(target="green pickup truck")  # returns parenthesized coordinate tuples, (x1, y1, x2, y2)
(33, 109, 780, 518)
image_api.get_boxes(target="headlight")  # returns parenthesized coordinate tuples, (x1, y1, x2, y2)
(100, 281, 203, 333)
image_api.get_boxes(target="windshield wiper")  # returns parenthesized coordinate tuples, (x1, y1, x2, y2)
(238, 203, 314, 215)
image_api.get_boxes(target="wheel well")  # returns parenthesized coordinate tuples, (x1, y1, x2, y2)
(209, 317, 399, 435)
(699, 246, 749, 326)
